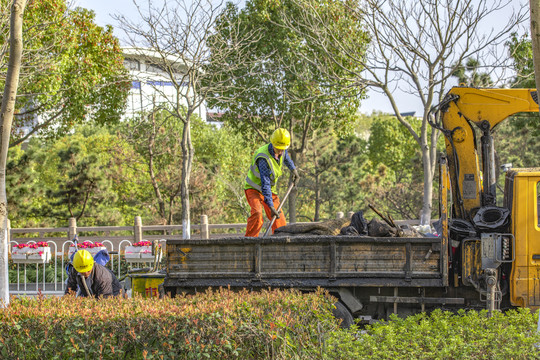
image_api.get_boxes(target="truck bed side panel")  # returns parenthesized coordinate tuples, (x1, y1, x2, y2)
(165, 235, 446, 288)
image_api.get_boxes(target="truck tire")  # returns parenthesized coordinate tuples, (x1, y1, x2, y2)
(163, 286, 177, 298)
(332, 301, 354, 328)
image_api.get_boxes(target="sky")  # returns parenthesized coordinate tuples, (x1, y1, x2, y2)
(74, 0, 530, 116)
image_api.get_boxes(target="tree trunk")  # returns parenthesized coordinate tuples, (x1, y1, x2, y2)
(314, 173, 320, 222)
(147, 110, 167, 222)
(531, 0, 540, 97)
(420, 147, 434, 226)
(0, 0, 27, 307)
(181, 119, 194, 239)
(288, 150, 298, 223)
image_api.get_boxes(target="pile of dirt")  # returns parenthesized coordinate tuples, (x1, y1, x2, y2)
(274, 211, 407, 237)
(274, 217, 350, 236)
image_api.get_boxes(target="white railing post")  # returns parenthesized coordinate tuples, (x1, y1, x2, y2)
(201, 215, 209, 239)
(134, 216, 143, 243)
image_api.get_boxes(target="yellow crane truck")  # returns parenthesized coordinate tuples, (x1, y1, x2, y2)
(163, 87, 540, 322)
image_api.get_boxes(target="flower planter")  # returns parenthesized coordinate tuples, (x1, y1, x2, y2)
(125, 245, 154, 262)
(68, 242, 107, 258)
(11, 246, 29, 262)
(12, 246, 51, 264)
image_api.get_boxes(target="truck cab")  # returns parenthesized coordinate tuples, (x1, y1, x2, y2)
(506, 169, 540, 308)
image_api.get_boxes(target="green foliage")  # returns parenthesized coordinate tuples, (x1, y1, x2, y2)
(299, 129, 369, 221)
(0, 0, 130, 145)
(503, 32, 540, 138)
(116, 110, 185, 224)
(451, 58, 493, 87)
(0, 288, 339, 359)
(367, 115, 422, 180)
(115, 111, 255, 225)
(207, 0, 368, 144)
(494, 119, 540, 169)
(191, 121, 255, 223)
(7, 123, 149, 227)
(325, 308, 540, 359)
(359, 115, 427, 219)
(3, 290, 540, 359)
(507, 32, 535, 88)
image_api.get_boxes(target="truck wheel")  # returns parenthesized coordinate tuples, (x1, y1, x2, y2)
(332, 301, 354, 328)
(163, 286, 176, 298)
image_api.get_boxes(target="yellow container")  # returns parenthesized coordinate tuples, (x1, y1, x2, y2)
(130, 273, 165, 298)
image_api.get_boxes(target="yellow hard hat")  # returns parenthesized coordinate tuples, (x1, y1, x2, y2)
(73, 249, 94, 273)
(270, 128, 291, 150)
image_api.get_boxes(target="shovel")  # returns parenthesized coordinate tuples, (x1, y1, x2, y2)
(262, 182, 295, 237)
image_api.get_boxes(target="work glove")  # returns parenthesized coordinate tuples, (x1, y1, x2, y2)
(292, 169, 300, 186)
(270, 206, 280, 219)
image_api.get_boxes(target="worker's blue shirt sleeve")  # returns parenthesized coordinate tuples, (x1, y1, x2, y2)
(283, 150, 295, 171)
(257, 158, 274, 208)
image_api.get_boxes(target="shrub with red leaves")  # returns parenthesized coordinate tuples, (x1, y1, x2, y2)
(0, 288, 340, 359)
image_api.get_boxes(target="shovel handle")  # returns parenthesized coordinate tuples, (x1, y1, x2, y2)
(262, 182, 295, 237)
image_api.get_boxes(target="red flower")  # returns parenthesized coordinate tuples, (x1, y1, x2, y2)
(133, 241, 160, 247)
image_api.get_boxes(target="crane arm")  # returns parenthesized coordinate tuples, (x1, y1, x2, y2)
(433, 87, 538, 219)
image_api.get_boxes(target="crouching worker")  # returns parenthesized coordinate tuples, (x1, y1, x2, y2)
(65, 249, 121, 298)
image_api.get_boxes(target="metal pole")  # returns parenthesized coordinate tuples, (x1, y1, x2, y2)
(485, 268, 497, 318)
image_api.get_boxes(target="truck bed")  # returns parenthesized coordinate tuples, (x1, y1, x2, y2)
(164, 235, 448, 289)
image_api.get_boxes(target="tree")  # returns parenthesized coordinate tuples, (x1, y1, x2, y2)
(504, 34, 540, 136)
(281, 0, 526, 224)
(0, 0, 26, 306)
(6, 124, 160, 228)
(363, 116, 426, 220)
(7, 124, 148, 227)
(530, 0, 540, 95)
(507, 33, 535, 88)
(300, 129, 368, 221)
(190, 120, 254, 223)
(39, 130, 118, 224)
(207, 0, 369, 222)
(119, 109, 194, 225)
(116, 0, 261, 238)
(452, 58, 493, 87)
(494, 32, 539, 176)
(0, 0, 130, 146)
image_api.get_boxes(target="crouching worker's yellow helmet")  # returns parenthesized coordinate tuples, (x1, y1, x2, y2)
(73, 249, 94, 273)
(270, 128, 291, 150)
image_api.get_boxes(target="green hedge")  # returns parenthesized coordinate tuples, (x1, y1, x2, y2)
(325, 308, 540, 360)
(0, 288, 339, 359)
(2, 290, 540, 359)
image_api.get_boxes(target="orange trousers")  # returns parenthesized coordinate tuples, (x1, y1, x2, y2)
(245, 189, 286, 237)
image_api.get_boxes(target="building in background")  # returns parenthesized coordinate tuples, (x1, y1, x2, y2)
(122, 47, 206, 121)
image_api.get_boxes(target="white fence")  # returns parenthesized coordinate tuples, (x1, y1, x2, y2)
(7, 214, 257, 296)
